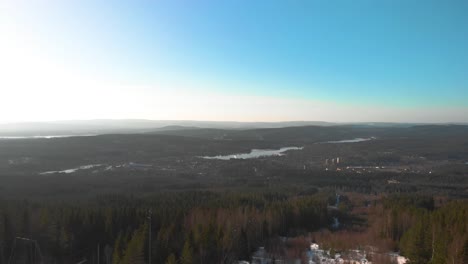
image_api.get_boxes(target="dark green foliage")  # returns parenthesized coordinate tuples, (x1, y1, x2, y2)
(165, 253, 177, 264)
(380, 197, 468, 264)
(0, 191, 329, 263)
(179, 239, 193, 264)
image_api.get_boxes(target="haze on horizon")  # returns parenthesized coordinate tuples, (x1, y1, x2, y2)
(1, 0, 467, 124)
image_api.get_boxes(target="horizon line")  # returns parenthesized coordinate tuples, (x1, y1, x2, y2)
(1, 118, 467, 125)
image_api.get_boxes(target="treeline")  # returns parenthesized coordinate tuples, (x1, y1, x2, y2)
(377, 195, 468, 264)
(0, 191, 329, 263)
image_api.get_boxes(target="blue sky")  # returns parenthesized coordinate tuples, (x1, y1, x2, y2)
(1, 0, 467, 122)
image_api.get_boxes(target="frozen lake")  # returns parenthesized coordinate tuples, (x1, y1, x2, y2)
(40, 164, 103, 175)
(319, 137, 375, 144)
(0, 135, 96, 140)
(202, 146, 303, 160)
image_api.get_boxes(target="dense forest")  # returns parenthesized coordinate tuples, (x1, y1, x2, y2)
(290, 194, 468, 264)
(1, 191, 467, 263)
(1, 191, 329, 263)
(382, 196, 468, 264)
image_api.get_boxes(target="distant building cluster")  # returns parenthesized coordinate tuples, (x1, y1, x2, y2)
(325, 157, 340, 166)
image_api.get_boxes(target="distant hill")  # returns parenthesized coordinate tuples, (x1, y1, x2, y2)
(152, 124, 468, 142)
(0, 119, 466, 137)
(156, 125, 201, 131)
(0, 120, 336, 136)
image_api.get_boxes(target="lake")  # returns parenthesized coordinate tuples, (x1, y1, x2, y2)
(319, 137, 376, 144)
(0, 135, 96, 140)
(202, 146, 303, 160)
(40, 164, 103, 175)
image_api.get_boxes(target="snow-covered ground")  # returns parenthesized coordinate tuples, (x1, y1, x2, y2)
(243, 242, 408, 264)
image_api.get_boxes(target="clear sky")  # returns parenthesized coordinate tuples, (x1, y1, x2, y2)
(1, 0, 467, 123)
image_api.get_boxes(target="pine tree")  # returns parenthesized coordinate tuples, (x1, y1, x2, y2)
(180, 239, 193, 264)
(400, 215, 431, 264)
(112, 232, 124, 264)
(165, 253, 177, 264)
(120, 223, 147, 264)
(429, 221, 447, 264)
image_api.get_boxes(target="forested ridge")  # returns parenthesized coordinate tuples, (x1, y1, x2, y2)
(1, 191, 329, 263)
(1, 191, 466, 263)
